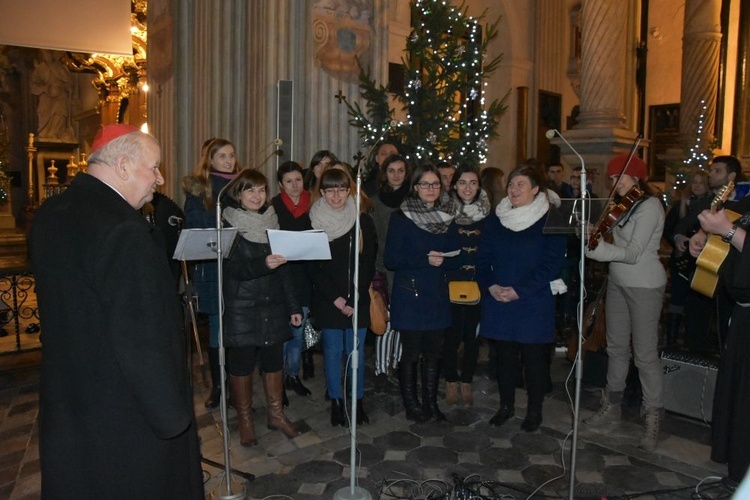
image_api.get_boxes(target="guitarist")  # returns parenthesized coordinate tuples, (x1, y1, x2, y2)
(689, 202, 750, 491)
(672, 156, 747, 352)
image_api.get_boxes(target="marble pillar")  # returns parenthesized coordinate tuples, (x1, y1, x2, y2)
(679, 0, 722, 153)
(550, 0, 640, 195)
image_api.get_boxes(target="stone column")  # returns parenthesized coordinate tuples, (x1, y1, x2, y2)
(575, 0, 629, 129)
(549, 0, 639, 196)
(679, 0, 722, 153)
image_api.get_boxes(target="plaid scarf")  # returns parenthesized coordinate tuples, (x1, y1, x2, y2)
(400, 193, 455, 234)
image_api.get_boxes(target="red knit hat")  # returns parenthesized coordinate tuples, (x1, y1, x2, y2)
(90, 124, 140, 154)
(606, 153, 648, 181)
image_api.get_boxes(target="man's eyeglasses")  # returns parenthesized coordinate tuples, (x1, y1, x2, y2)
(416, 182, 441, 190)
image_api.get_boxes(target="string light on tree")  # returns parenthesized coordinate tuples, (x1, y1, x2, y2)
(344, 0, 507, 170)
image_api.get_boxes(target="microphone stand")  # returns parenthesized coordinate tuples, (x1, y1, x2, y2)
(211, 179, 253, 500)
(547, 129, 586, 500)
(334, 128, 391, 500)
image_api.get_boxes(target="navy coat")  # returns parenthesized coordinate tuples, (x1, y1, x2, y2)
(475, 211, 566, 344)
(384, 210, 462, 331)
(183, 174, 232, 314)
(30, 174, 203, 499)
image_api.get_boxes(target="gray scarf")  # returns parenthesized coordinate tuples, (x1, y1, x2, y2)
(400, 192, 455, 234)
(222, 206, 279, 243)
(454, 189, 491, 225)
(309, 197, 357, 241)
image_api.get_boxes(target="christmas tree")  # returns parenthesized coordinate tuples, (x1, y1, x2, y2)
(346, 0, 507, 172)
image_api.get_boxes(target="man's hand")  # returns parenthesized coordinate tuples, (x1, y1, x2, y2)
(689, 231, 707, 258)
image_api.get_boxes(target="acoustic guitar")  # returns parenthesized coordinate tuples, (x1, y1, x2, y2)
(690, 182, 739, 298)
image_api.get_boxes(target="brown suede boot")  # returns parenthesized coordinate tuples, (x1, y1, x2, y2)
(445, 381, 459, 406)
(229, 375, 257, 447)
(263, 371, 300, 438)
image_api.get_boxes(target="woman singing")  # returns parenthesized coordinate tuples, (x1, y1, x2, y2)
(476, 164, 566, 432)
(443, 165, 491, 406)
(182, 138, 242, 409)
(271, 161, 313, 398)
(384, 164, 458, 423)
(221, 170, 302, 446)
(308, 169, 377, 427)
(584, 154, 666, 452)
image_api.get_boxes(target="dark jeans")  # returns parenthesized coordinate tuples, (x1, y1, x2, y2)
(492, 339, 549, 413)
(226, 342, 284, 376)
(400, 329, 444, 365)
(442, 304, 480, 382)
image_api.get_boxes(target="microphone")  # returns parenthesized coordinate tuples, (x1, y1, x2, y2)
(274, 138, 283, 146)
(546, 129, 584, 172)
(168, 215, 183, 227)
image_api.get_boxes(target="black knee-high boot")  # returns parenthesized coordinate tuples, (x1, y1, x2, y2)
(399, 362, 428, 422)
(421, 357, 446, 421)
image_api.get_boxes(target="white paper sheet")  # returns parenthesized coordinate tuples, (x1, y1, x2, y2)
(267, 229, 332, 260)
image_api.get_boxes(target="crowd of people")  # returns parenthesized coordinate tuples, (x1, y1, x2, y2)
(29, 124, 750, 496)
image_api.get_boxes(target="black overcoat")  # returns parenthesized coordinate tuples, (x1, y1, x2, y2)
(222, 235, 301, 347)
(308, 214, 377, 329)
(29, 174, 203, 500)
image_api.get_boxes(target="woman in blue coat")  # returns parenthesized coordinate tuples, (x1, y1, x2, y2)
(443, 165, 491, 407)
(476, 164, 566, 432)
(384, 164, 460, 422)
(182, 138, 242, 409)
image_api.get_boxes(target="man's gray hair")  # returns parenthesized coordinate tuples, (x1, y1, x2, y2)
(88, 131, 157, 167)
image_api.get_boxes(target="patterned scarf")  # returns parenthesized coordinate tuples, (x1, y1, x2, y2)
(309, 197, 357, 241)
(454, 189, 491, 225)
(496, 191, 550, 232)
(400, 192, 455, 234)
(222, 205, 279, 243)
(280, 189, 311, 219)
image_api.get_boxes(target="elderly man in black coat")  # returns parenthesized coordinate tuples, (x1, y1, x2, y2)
(29, 124, 204, 499)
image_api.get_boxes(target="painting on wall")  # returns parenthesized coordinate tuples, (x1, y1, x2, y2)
(649, 103, 680, 181)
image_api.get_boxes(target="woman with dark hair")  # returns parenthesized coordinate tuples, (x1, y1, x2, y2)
(583, 154, 666, 452)
(304, 150, 338, 191)
(384, 164, 459, 422)
(443, 165, 491, 406)
(480, 167, 505, 210)
(476, 164, 566, 432)
(370, 154, 410, 389)
(182, 138, 242, 409)
(271, 161, 314, 398)
(307, 169, 377, 427)
(221, 169, 302, 446)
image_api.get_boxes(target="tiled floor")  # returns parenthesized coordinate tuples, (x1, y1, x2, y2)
(0, 343, 736, 500)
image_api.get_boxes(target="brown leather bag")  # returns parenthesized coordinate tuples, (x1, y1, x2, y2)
(369, 285, 389, 335)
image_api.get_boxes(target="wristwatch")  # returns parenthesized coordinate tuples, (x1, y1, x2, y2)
(722, 224, 738, 243)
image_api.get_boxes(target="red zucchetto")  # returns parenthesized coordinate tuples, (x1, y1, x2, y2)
(90, 124, 140, 155)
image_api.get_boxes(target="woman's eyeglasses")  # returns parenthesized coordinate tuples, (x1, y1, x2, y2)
(323, 188, 349, 195)
(416, 182, 441, 190)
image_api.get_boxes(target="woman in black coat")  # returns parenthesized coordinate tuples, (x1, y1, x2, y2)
(271, 161, 315, 396)
(222, 170, 302, 446)
(308, 168, 377, 427)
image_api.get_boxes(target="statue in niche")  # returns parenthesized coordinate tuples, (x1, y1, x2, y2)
(30, 50, 75, 143)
